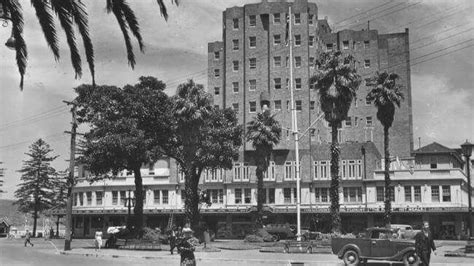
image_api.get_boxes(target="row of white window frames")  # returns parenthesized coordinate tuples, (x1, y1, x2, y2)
(73, 184, 453, 207)
(179, 160, 364, 183)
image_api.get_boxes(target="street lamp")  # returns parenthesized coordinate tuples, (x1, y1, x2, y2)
(0, 4, 16, 49)
(461, 140, 473, 240)
(124, 190, 135, 229)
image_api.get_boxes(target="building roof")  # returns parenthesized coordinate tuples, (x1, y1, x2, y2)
(0, 217, 11, 227)
(413, 142, 464, 164)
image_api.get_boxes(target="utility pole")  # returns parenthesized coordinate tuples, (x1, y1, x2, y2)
(63, 100, 77, 251)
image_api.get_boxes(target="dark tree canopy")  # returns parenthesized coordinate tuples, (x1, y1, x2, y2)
(14, 138, 62, 236)
(0, 0, 179, 89)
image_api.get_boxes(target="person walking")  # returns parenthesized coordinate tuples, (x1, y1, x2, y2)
(415, 222, 436, 265)
(24, 230, 34, 247)
(177, 227, 196, 266)
(169, 226, 177, 255)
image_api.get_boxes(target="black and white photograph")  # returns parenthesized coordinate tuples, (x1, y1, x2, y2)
(0, 0, 473, 265)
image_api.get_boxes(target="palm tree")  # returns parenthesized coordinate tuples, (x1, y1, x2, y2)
(366, 71, 404, 228)
(0, 0, 178, 90)
(246, 110, 281, 227)
(309, 51, 361, 233)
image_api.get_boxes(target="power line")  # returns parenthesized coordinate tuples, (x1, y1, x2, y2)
(332, 0, 395, 28)
(0, 106, 67, 128)
(411, 28, 473, 51)
(411, 43, 474, 67)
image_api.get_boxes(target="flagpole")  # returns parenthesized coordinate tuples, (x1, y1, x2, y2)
(288, 5, 302, 242)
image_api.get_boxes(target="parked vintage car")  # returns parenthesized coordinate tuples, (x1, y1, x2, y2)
(300, 227, 322, 241)
(390, 224, 420, 239)
(263, 224, 296, 241)
(331, 227, 419, 265)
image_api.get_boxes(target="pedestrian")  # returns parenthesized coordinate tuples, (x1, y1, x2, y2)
(415, 222, 436, 265)
(94, 231, 103, 253)
(203, 227, 210, 248)
(177, 227, 196, 266)
(169, 226, 177, 255)
(24, 230, 34, 247)
(49, 228, 54, 240)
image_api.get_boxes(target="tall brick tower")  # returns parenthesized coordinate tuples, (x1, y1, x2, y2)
(208, 0, 413, 185)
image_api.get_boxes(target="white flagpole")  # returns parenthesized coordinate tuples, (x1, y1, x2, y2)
(288, 5, 302, 242)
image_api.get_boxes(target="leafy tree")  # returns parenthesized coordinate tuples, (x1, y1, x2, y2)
(75, 76, 171, 231)
(246, 110, 281, 227)
(366, 71, 404, 227)
(0, 0, 178, 89)
(14, 139, 60, 236)
(310, 51, 361, 232)
(160, 80, 242, 230)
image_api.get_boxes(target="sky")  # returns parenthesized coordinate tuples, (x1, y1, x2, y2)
(0, 0, 473, 200)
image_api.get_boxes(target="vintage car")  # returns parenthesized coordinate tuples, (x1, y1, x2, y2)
(390, 224, 420, 239)
(263, 224, 296, 241)
(331, 227, 419, 265)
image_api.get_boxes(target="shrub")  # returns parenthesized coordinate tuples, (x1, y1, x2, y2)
(141, 227, 162, 241)
(244, 234, 263, 243)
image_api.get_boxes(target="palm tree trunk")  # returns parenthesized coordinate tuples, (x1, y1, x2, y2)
(133, 167, 144, 232)
(330, 123, 341, 233)
(184, 169, 201, 230)
(383, 125, 392, 228)
(256, 164, 265, 228)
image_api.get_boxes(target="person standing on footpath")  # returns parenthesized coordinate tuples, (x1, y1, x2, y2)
(24, 230, 34, 247)
(177, 227, 196, 266)
(169, 226, 178, 255)
(415, 222, 436, 265)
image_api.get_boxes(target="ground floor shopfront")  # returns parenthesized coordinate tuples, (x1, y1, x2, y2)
(67, 207, 472, 240)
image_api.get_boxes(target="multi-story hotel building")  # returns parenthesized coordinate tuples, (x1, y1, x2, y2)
(53, 0, 473, 239)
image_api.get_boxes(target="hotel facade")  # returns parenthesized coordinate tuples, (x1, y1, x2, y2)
(54, 0, 473, 239)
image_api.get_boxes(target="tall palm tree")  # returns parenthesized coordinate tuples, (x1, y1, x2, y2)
(0, 0, 178, 90)
(309, 51, 361, 233)
(246, 110, 281, 227)
(366, 71, 404, 228)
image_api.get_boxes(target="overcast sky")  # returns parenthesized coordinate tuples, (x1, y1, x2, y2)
(0, 0, 473, 200)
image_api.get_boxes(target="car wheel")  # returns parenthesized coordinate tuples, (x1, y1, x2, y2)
(342, 249, 360, 266)
(403, 251, 419, 265)
(272, 234, 280, 242)
(306, 246, 312, 254)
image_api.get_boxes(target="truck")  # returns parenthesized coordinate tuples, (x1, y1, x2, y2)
(331, 227, 419, 265)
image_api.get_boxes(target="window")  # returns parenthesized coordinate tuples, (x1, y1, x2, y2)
(296, 100, 302, 111)
(376, 187, 384, 202)
(343, 41, 349, 50)
(274, 34, 281, 45)
(308, 14, 314, 25)
(233, 18, 239, 29)
(295, 56, 301, 68)
(345, 117, 352, 127)
(154, 190, 160, 204)
(233, 163, 242, 181)
(309, 57, 315, 68)
(232, 103, 239, 113)
(181, 190, 185, 203)
(284, 161, 294, 180)
(273, 13, 281, 24)
(294, 13, 301, 24)
(286, 57, 289, 68)
(326, 43, 333, 52)
(209, 189, 224, 204)
(232, 39, 239, 50)
(162, 190, 169, 204)
(274, 78, 282, 89)
(284, 188, 292, 203)
(232, 82, 239, 93)
(112, 191, 118, 205)
(96, 191, 103, 205)
(431, 186, 440, 202)
(267, 188, 275, 204)
(120, 191, 126, 205)
(295, 78, 302, 89)
(405, 186, 412, 202)
(287, 100, 290, 111)
(249, 58, 257, 69)
(244, 188, 251, 204)
(364, 40, 370, 48)
(414, 186, 421, 202)
(249, 15, 256, 27)
(309, 36, 315, 46)
(313, 161, 329, 179)
(315, 188, 329, 202)
(214, 87, 220, 95)
(366, 116, 373, 126)
(249, 101, 257, 113)
(343, 187, 362, 202)
(142, 190, 147, 204)
(242, 163, 250, 181)
(214, 69, 220, 77)
(342, 160, 362, 179)
(73, 193, 78, 206)
(274, 100, 282, 111)
(310, 101, 315, 110)
(430, 158, 437, 169)
(364, 59, 370, 68)
(274, 56, 282, 67)
(214, 51, 220, 60)
(86, 192, 92, 205)
(127, 170, 132, 176)
(235, 188, 242, 204)
(249, 36, 256, 48)
(295, 35, 301, 46)
(354, 117, 359, 127)
(442, 186, 451, 202)
(233, 61, 239, 71)
(249, 79, 256, 91)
